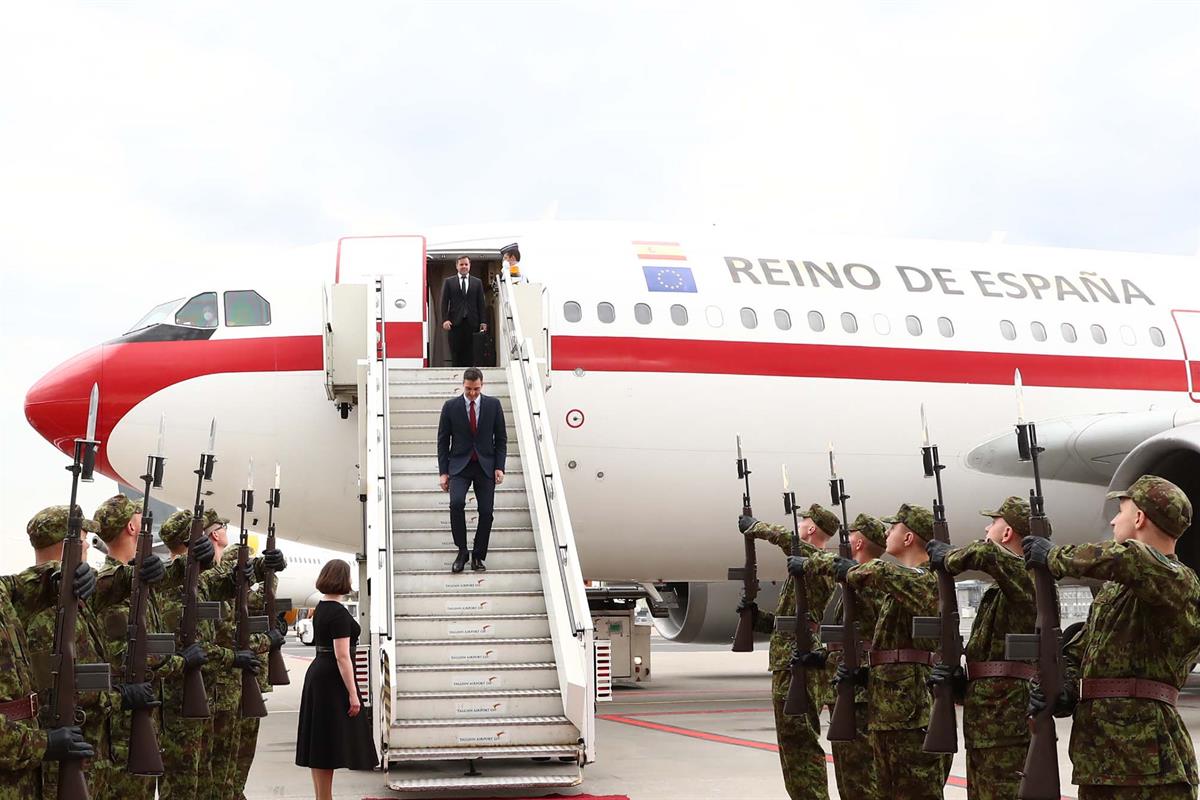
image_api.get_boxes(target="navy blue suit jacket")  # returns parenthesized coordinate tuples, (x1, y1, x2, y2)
(437, 394, 507, 477)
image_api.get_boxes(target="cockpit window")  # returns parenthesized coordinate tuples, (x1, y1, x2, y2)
(224, 290, 271, 327)
(126, 298, 184, 333)
(174, 292, 219, 328)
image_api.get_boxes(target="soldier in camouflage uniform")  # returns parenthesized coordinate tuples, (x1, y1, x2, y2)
(799, 503, 950, 800)
(1024, 475, 1200, 800)
(926, 496, 1036, 800)
(0, 508, 97, 799)
(155, 509, 217, 800)
(737, 504, 839, 800)
(233, 571, 288, 799)
(12, 506, 161, 800)
(802, 513, 888, 800)
(90, 493, 173, 800)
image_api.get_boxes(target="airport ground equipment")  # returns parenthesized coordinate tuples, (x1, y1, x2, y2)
(325, 238, 595, 793)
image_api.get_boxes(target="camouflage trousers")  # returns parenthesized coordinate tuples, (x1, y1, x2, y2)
(829, 703, 880, 800)
(870, 728, 950, 800)
(1077, 785, 1197, 800)
(232, 716, 260, 799)
(966, 743, 1026, 800)
(772, 670, 830, 800)
(157, 710, 211, 800)
(0, 768, 39, 800)
(201, 709, 241, 800)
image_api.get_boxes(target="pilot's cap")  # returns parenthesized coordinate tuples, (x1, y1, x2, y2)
(1107, 475, 1193, 539)
(849, 513, 887, 548)
(980, 496, 1031, 538)
(803, 504, 840, 537)
(93, 495, 143, 543)
(28, 505, 98, 549)
(500, 243, 521, 262)
(882, 504, 934, 540)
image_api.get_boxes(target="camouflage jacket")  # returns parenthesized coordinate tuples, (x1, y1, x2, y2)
(1050, 539, 1200, 787)
(746, 522, 836, 707)
(5, 563, 119, 759)
(806, 553, 884, 706)
(248, 575, 278, 694)
(0, 578, 48, 770)
(155, 555, 223, 722)
(943, 540, 1034, 749)
(202, 549, 270, 713)
(845, 559, 938, 732)
(90, 554, 172, 683)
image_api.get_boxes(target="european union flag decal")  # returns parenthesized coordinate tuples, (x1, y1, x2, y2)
(643, 266, 698, 293)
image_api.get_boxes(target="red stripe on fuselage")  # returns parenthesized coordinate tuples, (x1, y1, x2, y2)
(551, 335, 1189, 391)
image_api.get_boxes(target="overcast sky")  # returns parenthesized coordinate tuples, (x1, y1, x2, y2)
(1, 1, 1197, 573)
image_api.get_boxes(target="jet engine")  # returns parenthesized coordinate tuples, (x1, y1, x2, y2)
(652, 580, 783, 644)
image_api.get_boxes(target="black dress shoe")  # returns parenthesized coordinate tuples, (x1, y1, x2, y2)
(471, 557, 486, 572)
(451, 552, 469, 573)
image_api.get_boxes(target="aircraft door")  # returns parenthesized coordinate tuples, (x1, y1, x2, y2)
(336, 235, 427, 367)
(1173, 310, 1200, 402)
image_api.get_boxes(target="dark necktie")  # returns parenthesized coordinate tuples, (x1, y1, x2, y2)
(469, 400, 478, 461)
(461, 276, 467, 296)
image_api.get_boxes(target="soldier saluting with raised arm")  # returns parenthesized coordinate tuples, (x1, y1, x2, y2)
(1023, 475, 1200, 800)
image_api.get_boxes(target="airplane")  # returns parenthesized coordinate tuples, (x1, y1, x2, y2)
(24, 221, 1200, 645)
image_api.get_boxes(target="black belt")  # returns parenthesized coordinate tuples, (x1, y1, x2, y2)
(315, 646, 334, 655)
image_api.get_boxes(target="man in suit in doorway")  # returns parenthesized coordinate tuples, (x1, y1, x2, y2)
(437, 368, 507, 572)
(440, 255, 487, 367)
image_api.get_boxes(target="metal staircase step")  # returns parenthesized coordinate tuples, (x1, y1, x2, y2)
(387, 743, 583, 762)
(390, 438, 522, 455)
(389, 528, 535, 550)
(389, 405, 513, 425)
(393, 591, 546, 616)
(392, 470, 527, 491)
(389, 382, 511, 399)
(387, 771, 581, 793)
(393, 569, 543, 593)
(393, 547, 539, 572)
(390, 715, 578, 748)
(392, 487, 529, 510)
(394, 613, 550, 640)
(394, 662, 559, 692)
(395, 688, 563, 719)
(392, 507, 532, 529)
(394, 638, 555, 665)
(391, 454, 523, 474)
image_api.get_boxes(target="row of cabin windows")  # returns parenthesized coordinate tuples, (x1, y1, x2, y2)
(563, 302, 1168, 347)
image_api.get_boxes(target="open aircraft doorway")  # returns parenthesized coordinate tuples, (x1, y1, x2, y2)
(425, 249, 503, 368)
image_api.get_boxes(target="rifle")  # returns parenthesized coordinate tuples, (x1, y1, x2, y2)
(179, 420, 221, 719)
(264, 471, 292, 686)
(779, 468, 810, 717)
(50, 384, 111, 800)
(824, 445, 860, 741)
(912, 404, 963, 754)
(728, 435, 758, 653)
(1005, 370, 1063, 800)
(235, 479, 269, 718)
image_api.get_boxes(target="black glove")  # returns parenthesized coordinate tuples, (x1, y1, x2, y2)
(116, 682, 159, 711)
(926, 539, 953, 572)
(72, 562, 96, 602)
(799, 650, 828, 669)
(738, 514, 758, 534)
(734, 596, 758, 616)
(241, 560, 256, 584)
(191, 534, 215, 569)
(1028, 681, 1078, 718)
(833, 664, 869, 688)
(261, 548, 287, 572)
(926, 663, 967, 700)
(179, 642, 207, 671)
(267, 628, 287, 650)
(1022, 536, 1053, 569)
(233, 650, 261, 674)
(44, 726, 93, 761)
(134, 554, 165, 585)
(786, 555, 808, 578)
(832, 556, 856, 582)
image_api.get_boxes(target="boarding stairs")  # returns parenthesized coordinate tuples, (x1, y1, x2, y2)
(331, 241, 595, 795)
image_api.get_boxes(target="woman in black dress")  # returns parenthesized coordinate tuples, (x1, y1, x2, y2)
(295, 560, 377, 799)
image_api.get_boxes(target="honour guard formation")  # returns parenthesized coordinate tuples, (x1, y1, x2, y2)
(731, 381, 1200, 800)
(0, 393, 291, 800)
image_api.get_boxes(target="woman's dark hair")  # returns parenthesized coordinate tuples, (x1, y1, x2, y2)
(315, 559, 352, 595)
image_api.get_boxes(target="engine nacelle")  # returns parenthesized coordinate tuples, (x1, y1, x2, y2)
(1107, 421, 1200, 572)
(652, 580, 783, 644)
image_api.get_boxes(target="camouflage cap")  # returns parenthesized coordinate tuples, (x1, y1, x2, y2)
(203, 509, 229, 528)
(93, 494, 143, 543)
(27, 505, 99, 549)
(802, 503, 840, 538)
(159, 510, 194, 549)
(980, 496, 1031, 538)
(849, 513, 887, 548)
(1107, 474, 1193, 539)
(881, 503, 934, 540)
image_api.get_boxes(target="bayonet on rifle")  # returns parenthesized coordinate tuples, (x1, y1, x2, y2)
(779, 466, 811, 716)
(264, 470, 291, 686)
(729, 435, 759, 653)
(824, 444, 861, 742)
(235, 478, 269, 718)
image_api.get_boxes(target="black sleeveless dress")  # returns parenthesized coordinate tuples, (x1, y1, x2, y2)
(294, 600, 378, 769)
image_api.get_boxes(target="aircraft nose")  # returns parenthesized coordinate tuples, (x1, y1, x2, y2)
(25, 345, 103, 456)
